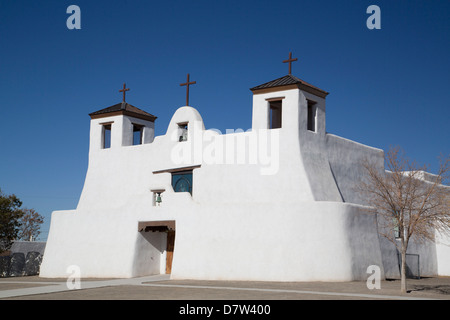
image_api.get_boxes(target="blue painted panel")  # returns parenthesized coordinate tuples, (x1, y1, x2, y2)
(172, 171, 193, 194)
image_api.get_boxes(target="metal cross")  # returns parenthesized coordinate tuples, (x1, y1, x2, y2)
(119, 83, 130, 102)
(180, 73, 196, 106)
(283, 52, 298, 75)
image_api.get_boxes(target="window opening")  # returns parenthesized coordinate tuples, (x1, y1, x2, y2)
(171, 170, 193, 195)
(151, 189, 165, 207)
(307, 100, 317, 132)
(178, 123, 188, 142)
(133, 124, 143, 145)
(269, 100, 282, 129)
(102, 124, 111, 149)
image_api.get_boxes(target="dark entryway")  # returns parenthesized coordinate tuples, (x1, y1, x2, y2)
(138, 220, 176, 274)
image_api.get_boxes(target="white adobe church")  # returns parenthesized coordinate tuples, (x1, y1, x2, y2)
(40, 55, 450, 281)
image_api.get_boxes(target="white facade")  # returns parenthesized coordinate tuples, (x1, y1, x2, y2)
(40, 75, 449, 281)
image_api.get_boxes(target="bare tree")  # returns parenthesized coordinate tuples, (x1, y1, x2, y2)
(359, 146, 450, 293)
(17, 208, 44, 241)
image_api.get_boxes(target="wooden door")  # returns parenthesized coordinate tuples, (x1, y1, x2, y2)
(165, 231, 175, 274)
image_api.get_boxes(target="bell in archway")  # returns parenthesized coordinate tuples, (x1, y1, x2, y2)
(155, 193, 162, 205)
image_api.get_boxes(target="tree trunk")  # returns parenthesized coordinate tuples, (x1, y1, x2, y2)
(400, 246, 407, 293)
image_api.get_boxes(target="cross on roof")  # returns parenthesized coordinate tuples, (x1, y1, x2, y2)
(283, 52, 298, 75)
(180, 73, 196, 106)
(119, 83, 130, 102)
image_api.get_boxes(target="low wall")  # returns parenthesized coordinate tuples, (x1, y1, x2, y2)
(167, 201, 384, 282)
(0, 241, 46, 278)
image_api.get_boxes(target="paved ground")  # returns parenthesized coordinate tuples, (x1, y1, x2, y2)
(1, 275, 450, 300)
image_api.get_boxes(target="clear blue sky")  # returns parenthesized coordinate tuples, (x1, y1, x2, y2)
(0, 1, 449, 241)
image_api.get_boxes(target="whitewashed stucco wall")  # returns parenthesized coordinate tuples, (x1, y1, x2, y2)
(41, 86, 448, 280)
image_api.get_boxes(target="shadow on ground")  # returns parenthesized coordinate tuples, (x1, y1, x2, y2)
(410, 285, 450, 295)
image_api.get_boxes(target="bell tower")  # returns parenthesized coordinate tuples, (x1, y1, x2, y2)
(250, 54, 343, 202)
(88, 83, 157, 152)
(249, 53, 328, 136)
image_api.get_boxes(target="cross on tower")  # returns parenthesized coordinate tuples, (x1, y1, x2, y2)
(119, 83, 130, 102)
(180, 73, 196, 106)
(283, 52, 298, 75)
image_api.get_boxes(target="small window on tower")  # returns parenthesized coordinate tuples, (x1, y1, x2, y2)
(268, 100, 282, 129)
(133, 124, 143, 145)
(102, 123, 112, 149)
(307, 100, 317, 132)
(178, 122, 188, 142)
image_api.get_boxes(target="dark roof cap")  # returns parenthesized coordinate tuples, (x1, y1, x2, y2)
(89, 102, 157, 121)
(250, 74, 329, 98)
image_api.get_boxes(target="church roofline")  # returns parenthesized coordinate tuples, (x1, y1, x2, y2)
(250, 74, 329, 98)
(89, 102, 157, 122)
